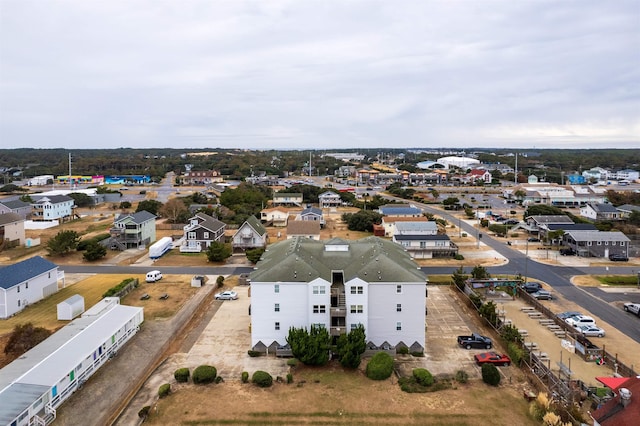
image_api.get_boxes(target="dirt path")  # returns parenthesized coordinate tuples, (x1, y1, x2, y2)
(53, 282, 217, 426)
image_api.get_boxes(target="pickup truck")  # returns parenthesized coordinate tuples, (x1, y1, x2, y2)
(623, 303, 640, 317)
(457, 333, 493, 350)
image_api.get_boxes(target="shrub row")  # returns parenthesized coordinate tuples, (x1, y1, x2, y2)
(174, 368, 190, 383)
(102, 278, 137, 298)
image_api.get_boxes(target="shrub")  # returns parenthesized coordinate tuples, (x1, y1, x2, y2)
(215, 376, 224, 384)
(455, 370, 469, 384)
(192, 365, 217, 384)
(397, 346, 409, 355)
(366, 352, 394, 380)
(174, 367, 190, 383)
(241, 371, 249, 383)
(454, 254, 465, 260)
(410, 351, 425, 357)
(247, 350, 262, 357)
(216, 275, 225, 288)
(481, 363, 501, 386)
(252, 370, 273, 388)
(102, 278, 136, 298)
(412, 368, 434, 387)
(158, 383, 171, 398)
(286, 373, 293, 384)
(138, 406, 151, 419)
(286, 358, 298, 367)
(507, 342, 525, 367)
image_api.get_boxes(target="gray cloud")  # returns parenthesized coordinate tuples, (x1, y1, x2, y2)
(1, 0, 638, 150)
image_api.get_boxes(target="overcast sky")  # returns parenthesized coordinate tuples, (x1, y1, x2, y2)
(1, 0, 638, 151)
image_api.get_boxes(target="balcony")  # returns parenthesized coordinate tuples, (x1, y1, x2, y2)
(330, 326, 346, 337)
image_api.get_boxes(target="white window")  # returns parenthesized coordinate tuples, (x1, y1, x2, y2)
(274, 284, 280, 293)
(588, 241, 592, 246)
(621, 242, 626, 246)
(612, 241, 616, 246)
(420, 241, 426, 248)
(597, 241, 601, 245)
(313, 323, 326, 329)
(396, 285, 402, 294)
(313, 305, 326, 314)
(605, 241, 609, 245)
(350, 286, 364, 294)
(17, 285, 20, 293)
(18, 299, 20, 307)
(188, 232, 196, 239)
(26, 282, 28, 289)
(275, 322, 280, 330)
(397, 303, 402, 312)
(396, 321, 402, 331)
(313, 286, 325, 295)
(204, 232, 210, 239)
(274, 303, 280, 312)
(350, 305, 363, 314)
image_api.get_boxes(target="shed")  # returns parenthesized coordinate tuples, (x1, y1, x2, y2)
(56, 294, 85, 320)
(191, 275, 207, 287)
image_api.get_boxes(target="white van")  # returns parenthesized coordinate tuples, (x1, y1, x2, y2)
(146, 270, 163, 283)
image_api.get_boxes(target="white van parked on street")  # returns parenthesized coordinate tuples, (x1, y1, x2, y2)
(146, 270, 163, 283)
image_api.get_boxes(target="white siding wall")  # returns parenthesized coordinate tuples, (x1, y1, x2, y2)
(367, 281, 425, 349)
(345, 278, 369, 333)
(1, 269, 58, 318)
(251, 281, 310, 347)
(306, 278, 331, 329)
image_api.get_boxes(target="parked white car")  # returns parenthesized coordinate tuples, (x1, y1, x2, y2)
(215, 290, 238, 300)
(565, 315, 596, 328)
(578, 325, 605, 337)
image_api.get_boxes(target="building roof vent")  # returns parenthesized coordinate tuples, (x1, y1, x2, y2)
(620, 388, 632, 408)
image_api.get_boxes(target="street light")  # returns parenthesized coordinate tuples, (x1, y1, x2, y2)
(524, 238, 529, 284)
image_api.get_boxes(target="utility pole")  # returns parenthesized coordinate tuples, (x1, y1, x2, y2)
(68, 153, 72, 190)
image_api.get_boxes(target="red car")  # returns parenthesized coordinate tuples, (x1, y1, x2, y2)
(474, 352, 511, 366)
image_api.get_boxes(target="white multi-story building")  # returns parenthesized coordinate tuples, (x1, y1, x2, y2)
(250, 236, 428, 353)
(616, 169, 639, 182)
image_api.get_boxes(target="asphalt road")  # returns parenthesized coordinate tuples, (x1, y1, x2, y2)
(401, 197, 640, 345)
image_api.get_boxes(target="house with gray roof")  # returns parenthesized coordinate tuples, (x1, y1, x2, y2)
(30, 195, 75, 222)
(180, 212, 226, 253)
(0, 199, 32, 219)
(0, 256, 60, 319)
(232, 215, 268, 251)
(378, 205, 422, 217)
(0, 212, 25, 248)
(298, 206, 324, 227)
(538, 223, 598, 244)
(562, 231, 630, 258)
(616, 204, 640, 220)
(249, 236, 428, 353)
(580, 203, 622, 221)
(392, 234, 458, 259)
(318, 191, 342, 209)
(108, 210, 156, 250)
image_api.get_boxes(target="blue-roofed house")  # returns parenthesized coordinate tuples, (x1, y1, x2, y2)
(0, 256, 60, 319)
(378, 204, 423, 218)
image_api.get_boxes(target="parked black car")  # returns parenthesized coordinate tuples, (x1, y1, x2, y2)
(522, 282, 542, 293)
(560, 248, 575, 256)
(609, 253, 629, 262)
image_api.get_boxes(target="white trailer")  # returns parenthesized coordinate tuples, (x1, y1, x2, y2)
(149, 236, 173, 259)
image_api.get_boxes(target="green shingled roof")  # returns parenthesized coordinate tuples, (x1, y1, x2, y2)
(251, 236, 427, 284)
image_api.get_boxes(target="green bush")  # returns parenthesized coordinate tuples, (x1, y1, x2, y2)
(192, 365, 217, 384)
(410, 351, 425, 357)
(158, 383, 171, 398)
(215, 376, 224, 384)
(286, 373, 293, 384)
(397, 346, 409, 355)
(481, 363, 501, 386)
(412, 368, 434, 387)
(455, 370, 469, 384)
(252, 370, 273, 388)
(216, 275, 225, 288)
(507, 342, 525, 367)
(77, 233, 110, 251)
(454, 254, 465, 260)
(174, 368, 190, 383)
(102, 278, 136, 298)
(366, 352, 394, 380)
(286, 358, 298, 367)
(247, 350, 262, 357)
(241, 371, 249, 383)
(138, 406, 151, 419)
